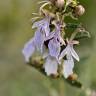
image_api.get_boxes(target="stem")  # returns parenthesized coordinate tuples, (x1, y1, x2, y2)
(70, 29, 78, 41)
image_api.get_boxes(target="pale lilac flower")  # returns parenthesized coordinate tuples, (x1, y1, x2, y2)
(22, 38, 36, 62)
(34, 29, 45, 52)
(32, 17, 50, 37)
(22, 17, 51, 62)
(62, 57, 74, 78)
(48, 38, 60, 59)
(43, 23, 65, 76)
(43, 23, 65, 75)
(59, 40, 79, 78)
(44, 56, 58, 76)
(33, 17, 51, 52)
(48, 23, 64, 60)
(59, 40, 79, 61)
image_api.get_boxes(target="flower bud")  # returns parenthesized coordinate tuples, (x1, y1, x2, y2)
(68, 73, 78, 81)
(74, 5, 85, 16)
(55, 0, 65, 8)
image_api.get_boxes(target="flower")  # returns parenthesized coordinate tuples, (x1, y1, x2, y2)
(22, 17, 51, 62)
(22, 38, 36, 62)
(48, 23, 65, 60)
(59, 40, 79, 78)
(43, 23, 62, 75)
(43, 23, 65, 76)
(32, 17, 51, 52)
(48, 38, 61, 59)
(48, 23, 61, 60)
(62, 57, 74, 78)
(32, 17, 50, 37)
(43, 56, 58, 75)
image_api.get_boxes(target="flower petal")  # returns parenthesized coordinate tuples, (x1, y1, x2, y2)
(22, 38, 35, 62)
(32, 19, 46, 29)
(63, 58, 74, 78)
(48, 39, 60, 59)
(34, 30, 45, 52)
(70, 45, 80, 61)
(32, 18, 50, 37)
(43, 21, 50, 37)
(44, 56, 58, 76)
(44, 32, 55, 41)
(42, 45, 49, 59)
(59, 47, 67, 60)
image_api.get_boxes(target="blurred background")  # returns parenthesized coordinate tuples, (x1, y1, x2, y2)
(0, 0, 96, 96)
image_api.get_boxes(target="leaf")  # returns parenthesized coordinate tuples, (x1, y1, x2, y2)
(75, 30, 91, 40)
(65, 23, 82, 29)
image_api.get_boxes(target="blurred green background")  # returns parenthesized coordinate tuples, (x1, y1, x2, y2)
(0, 0, 96, 96)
